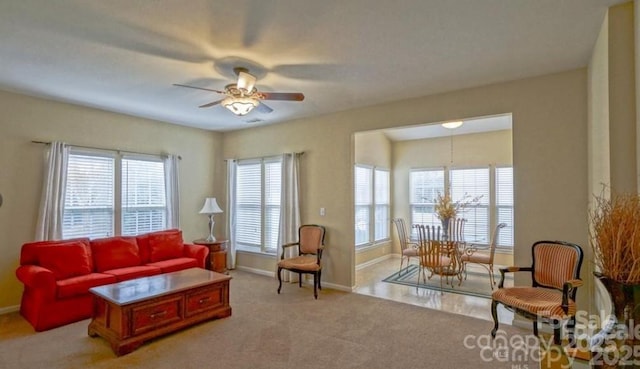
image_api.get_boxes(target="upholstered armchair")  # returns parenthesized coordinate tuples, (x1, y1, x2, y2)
(277, 224, 326, 299)
(490, 240, 583, 345)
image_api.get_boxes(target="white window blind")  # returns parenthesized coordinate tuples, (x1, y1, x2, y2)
(354, 166, 372, 246)
(63, 152, 115, 239)
(234, 157, 282, 253)
(236, 161, 262, 248)
(121, 156, 167, 236)
(450, 168, 490, 243)
(374, 169, 390, 241)
(264, 160, 281, 252)
(496, 166, 514, 247)
(409, 169, 445, 238)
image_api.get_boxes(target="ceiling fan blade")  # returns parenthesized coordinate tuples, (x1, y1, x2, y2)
(237, 71, 257, 92)
(255, 102, 273, 114)
(259, 92, 305, 101)
(173, 84, 224, 94)
(199, 99, 223, 108)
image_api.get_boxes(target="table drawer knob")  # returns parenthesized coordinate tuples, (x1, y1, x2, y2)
(150, 311, 167, 319)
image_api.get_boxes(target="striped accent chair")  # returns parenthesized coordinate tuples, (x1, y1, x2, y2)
(490, 241, 583, 345)
(277, 224, 326, 299)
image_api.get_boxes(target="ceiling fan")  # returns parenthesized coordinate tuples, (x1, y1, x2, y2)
(174, 67, 305, 116)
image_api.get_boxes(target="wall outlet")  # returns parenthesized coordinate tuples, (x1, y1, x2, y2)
(320, 207, 325, 216)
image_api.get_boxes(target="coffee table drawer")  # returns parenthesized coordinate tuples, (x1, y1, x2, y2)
(186, 285, 225, 317)
(132, 296, 182, 335)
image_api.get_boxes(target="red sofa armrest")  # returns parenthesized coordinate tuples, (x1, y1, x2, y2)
(183, 243, 209, 269)
(16, 265, 56, 300)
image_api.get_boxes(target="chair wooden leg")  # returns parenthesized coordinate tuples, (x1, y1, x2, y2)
(553, 321, 561, 345)
(399, 256, 405, 275)
(318, 270, 322, 290)
(313, 273, 318, 299)
(488, 264, 495, 289)
(566, 315, 576, 347)
(533, 321, 539, 337)
(277, 267, 283, 294)
(491, 300, 499, 338)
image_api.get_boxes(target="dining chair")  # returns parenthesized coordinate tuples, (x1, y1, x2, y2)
(391, 218, 418, 275)
(449, 218, 466, 242)
(277, 224, 326, 299)
(490, 240, 583, 345)
(414, 224, 451, 294)
(461, 222, 506, 289)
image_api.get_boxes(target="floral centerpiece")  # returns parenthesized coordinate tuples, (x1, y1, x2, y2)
(433, 190, 482, 233)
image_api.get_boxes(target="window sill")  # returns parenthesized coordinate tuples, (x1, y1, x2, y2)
(235, 246, 277, 257)
(356, 240, 390, 253)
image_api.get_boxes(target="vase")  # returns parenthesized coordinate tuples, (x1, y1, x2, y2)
(441, 218, 450, 239)
(592, 273, 640, 368)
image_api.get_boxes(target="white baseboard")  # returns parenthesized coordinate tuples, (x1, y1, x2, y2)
(0, 305, 20, 315)
(356, 253, 395, 271)
(234, 266, 353, 292)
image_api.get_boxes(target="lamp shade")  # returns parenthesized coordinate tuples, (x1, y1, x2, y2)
(199, 198, 223, 214)
(222, 96, 259, 116)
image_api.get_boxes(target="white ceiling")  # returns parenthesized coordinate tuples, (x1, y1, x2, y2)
(0, 0, 621, 132)
(383, 114, 512, 141)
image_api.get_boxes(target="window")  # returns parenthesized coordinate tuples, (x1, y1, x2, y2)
(495, 166, 514, 246)
(409, 169, 445, 238)
(62, 149, 168, 239)
(408, 165, 514, 248)
(235, 157, 282, 253)
(354, 165, 390, 247)
(374, 169, 390, 241)
(450, 168, 490, 243)
(354, 166, 372, 246)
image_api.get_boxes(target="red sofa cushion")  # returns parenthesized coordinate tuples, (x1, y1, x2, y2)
(38, 241, 93, 280)
(146, 257, 198, 273)
(102, 265, 162, 282)
(56, 273, 117, 299)
(91, 237, 141, 272)
(21, 238, 92, 268)
(148, 230, 184, 262)
(136, 229, 180, 264)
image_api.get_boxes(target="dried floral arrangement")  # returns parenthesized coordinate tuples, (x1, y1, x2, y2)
(433, 190, 483, 221)
(591, 192, 640, 283)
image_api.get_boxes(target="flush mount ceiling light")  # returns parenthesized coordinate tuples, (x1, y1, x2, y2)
(221, 96, 260, 116)
(442, 120, 464, 129)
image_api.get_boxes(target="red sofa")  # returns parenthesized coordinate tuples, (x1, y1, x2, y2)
(15, 229, 209, 331)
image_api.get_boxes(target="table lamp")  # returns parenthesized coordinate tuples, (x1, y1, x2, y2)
(199, 197, 223, 242)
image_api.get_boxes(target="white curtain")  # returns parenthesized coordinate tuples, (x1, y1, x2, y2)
(35, 142, 69, 241)
(226, 159, 237, 269)
(164, 154, 180, 229)
(276, 153, 302, 282)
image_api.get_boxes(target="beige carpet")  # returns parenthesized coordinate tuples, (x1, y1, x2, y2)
(0, 270, 537, 369)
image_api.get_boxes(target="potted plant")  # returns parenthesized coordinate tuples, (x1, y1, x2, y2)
(590, 191, 640, 368)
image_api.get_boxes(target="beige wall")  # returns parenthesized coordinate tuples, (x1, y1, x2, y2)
(391, 129, 513, 266)
(608, 2, 637, 193)
(0, 90, 223, 310)
(353, 130, 393, 266)
(224, 69, 589, 304)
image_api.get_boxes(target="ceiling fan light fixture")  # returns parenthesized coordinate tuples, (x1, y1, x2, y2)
(442, 120, 464, 129)
(222, 96, 259, 116)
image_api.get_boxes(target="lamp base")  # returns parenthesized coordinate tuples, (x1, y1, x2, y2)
(205, 235, 217, 242)
(205, 215, 216, 243)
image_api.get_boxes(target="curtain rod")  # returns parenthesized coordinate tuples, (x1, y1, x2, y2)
(223, 151, 305, 162)
(31, 140, 182, 160)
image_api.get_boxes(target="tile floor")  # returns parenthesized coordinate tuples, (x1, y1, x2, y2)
(354, 256, 514, 324)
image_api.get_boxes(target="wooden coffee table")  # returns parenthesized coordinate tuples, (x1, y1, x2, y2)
(88, 268, 231, 356)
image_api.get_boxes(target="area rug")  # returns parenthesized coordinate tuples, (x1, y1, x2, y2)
(382, 264, 513, 298)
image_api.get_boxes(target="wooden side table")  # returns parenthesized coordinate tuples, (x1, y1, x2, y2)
(193, 239, 228, 274)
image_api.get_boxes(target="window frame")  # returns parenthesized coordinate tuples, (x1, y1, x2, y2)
(234, 156, 282, 254)
(408, 165, 514, 249)
(354, 164, 391, 249)
(62, 147, 169, 239)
